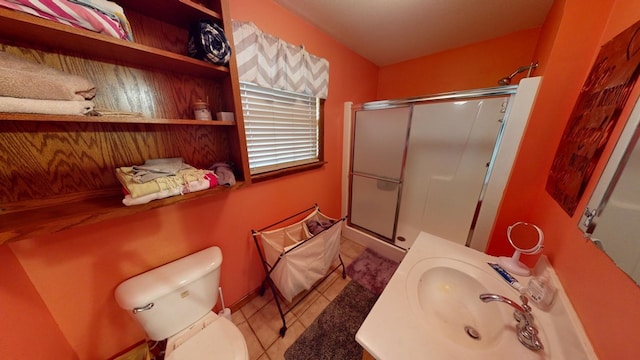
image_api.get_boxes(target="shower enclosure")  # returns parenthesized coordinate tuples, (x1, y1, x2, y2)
(343, 78, 541, 252)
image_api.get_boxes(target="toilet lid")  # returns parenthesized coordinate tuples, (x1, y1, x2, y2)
(166, 313, 248, 360)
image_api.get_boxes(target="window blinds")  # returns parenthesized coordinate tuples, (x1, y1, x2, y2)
(240, 82, 319, 174)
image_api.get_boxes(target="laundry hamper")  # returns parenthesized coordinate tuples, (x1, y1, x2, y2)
(252, 204, 346, 336)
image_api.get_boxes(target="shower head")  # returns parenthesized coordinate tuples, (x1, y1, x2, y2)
(498, 62, 539, 85)
(498, 77, 513, 86)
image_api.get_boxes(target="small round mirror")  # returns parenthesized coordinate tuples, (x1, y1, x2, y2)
(497, 222, 544, 276)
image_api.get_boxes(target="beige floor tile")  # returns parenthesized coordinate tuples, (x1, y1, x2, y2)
(330, 255, 341, 268)
(322, 273, 351, 301)
(247, 299, 297, 350)
(237, 320, 265, 360)
(298, 293, 331, 327)
(339, 254, 355, 268)
(340, 238, 366, 264)
(265, 320, 306, 360)
(231, 308, 246, 326)
(329, 255, 349, 276)
(289, 289, 322, 318)
(314, 269, 340, 294)
(241, 290, 273, 319)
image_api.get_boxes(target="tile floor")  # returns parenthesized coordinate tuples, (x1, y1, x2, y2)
(230, 237, 367, 360)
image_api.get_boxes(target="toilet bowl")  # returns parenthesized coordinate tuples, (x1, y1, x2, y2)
(115, 246, 248, 360)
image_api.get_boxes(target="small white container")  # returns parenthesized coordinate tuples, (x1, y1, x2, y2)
(192, 100, 212, 120)
(216, 111, 235, 121)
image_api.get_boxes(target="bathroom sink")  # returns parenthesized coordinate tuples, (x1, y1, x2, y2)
(406, 258, 517, 350)
(405, 257, 548, 358)
(356, 232, 596, 360)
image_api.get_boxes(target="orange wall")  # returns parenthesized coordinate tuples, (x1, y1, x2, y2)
(377, 28, 541, 99)
(487, 0, 640, 359)
(487, 1, 611, 254)
(1, 0, 378, 358)
(0, 246, 76, 359)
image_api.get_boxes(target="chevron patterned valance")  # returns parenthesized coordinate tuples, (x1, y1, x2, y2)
(232, 20, 329, 99)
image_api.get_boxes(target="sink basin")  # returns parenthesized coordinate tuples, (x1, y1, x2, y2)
(406, 258, 510, 348)
(405, 257, 548, 358)
(356, 231, 596, 360)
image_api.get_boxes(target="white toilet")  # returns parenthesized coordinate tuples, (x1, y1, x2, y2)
(115, 246, 249, 360)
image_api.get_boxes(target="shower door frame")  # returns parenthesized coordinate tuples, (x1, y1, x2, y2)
(347, 85, 519, 248)
(348, 104, 414, 242)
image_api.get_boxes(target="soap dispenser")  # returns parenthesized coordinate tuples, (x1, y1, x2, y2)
(525, 272, 557, 310)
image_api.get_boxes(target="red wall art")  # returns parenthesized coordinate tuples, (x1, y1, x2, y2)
(546, 19, 640, 216)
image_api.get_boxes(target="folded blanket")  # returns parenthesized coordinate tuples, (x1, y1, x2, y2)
(0, 0, 129, 40)
(188, 20, 232, 65)
(0, 96, 94, 115)
(68, 0, 133, 41)
(0, 51, 96, 101)
(122, 173, 217, 206)
(116, 166, 218, 199)
(131, 157, 189, 183)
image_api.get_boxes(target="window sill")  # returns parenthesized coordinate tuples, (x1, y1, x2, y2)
(250, 161, 327, 183)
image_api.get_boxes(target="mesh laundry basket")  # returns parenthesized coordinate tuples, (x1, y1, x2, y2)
(256, 207, 343, 302)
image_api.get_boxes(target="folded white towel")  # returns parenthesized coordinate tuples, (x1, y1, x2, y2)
(0, 51, 96, 101)
(0, 96, 94, 115)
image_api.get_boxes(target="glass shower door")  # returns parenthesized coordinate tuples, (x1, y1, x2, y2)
(396, 98, 507, 247)
(348, 106, 411, 241)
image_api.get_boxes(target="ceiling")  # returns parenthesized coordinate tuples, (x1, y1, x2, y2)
(273, 0, 554, 66)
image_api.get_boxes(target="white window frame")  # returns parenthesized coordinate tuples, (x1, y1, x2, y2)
(240, 81, 323, 177)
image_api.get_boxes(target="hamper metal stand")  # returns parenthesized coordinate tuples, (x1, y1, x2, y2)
(251, 204, 346, 337)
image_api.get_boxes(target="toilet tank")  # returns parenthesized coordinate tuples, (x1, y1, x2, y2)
(115, 246, 223, 341)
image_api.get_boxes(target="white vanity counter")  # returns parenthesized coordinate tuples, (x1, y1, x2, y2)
(355, 231, 596, 360)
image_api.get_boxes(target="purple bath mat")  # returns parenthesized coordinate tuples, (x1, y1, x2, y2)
(346, 248, 400, 295)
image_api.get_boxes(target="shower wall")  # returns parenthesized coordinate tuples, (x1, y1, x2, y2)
(395, 98, 506, 248)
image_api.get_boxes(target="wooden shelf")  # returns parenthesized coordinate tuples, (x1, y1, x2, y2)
(117, 0, 223, 28)
(0, 113, 236, 126)
(0, 0, 250, 243)
(0, 182, 245, 244)
(0, 8, 229, 78)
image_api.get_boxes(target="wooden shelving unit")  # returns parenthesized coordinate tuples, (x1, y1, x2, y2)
(0, 113, 237, 125)
(0, 0, 250, 243)
(0, 8, 229, 78)
(0, 182, 245, 244)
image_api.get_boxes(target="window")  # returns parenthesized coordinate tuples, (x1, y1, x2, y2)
(240, 81, 323, 177)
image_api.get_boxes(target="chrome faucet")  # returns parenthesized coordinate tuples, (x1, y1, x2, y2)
(479, 293, 544, 351)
